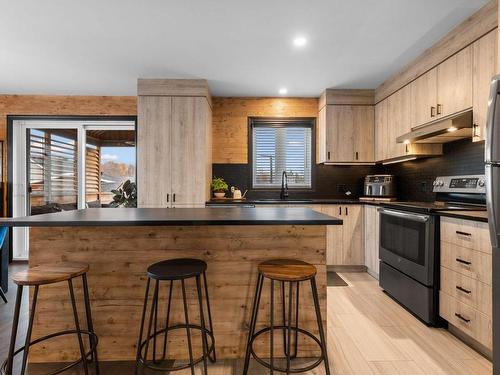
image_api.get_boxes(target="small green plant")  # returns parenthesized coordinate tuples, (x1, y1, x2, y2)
(211, 177, 229, 192)
(110, 180, 137, 207)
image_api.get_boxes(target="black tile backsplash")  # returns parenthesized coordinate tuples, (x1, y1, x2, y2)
(378, 139, 485, 202)
(212, 139, 485, 202)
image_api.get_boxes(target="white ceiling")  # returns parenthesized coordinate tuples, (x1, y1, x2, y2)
(0, 0, 489, 97)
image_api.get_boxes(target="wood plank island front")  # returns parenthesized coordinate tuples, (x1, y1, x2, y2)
(2, 207, 341, 364)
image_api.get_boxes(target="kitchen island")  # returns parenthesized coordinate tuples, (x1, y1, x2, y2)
(2, 207, 341, 364)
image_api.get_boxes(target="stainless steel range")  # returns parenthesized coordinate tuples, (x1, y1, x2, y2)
(378, 175, 486, 325)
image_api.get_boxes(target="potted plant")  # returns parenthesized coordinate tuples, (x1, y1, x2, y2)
(211, 177, 228, 198)
(110, 180, 137, 207)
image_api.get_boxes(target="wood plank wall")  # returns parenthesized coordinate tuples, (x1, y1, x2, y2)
(28, 225, 327, 362)
(212, 98, 319, 164)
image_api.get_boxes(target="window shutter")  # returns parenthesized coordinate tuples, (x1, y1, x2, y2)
(252, 124, 312, 188)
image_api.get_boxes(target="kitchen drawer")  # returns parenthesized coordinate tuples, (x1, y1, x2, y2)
(440, 266, 491, 316)
(440, 241, 491, 285)
(441, 217, 491, 254)
(439, 291, 492, 349)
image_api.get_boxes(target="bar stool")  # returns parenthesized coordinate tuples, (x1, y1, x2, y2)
(2, 262, 100, 375)
(135, 258, 216, 375)
(243, 259, 331, 374)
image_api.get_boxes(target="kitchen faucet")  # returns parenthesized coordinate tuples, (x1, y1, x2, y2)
(280, 171, 289, 200)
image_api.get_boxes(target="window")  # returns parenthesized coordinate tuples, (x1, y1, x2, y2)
(250, 118, 313, 189)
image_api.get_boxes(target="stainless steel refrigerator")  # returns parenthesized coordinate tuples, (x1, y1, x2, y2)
(486, 75, 500, 373)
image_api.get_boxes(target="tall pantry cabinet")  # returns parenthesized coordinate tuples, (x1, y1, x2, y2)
(137, 79, 212, 207)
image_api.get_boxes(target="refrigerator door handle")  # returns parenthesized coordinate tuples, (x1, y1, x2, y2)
(485, 75, 500, 163)
(486, 165, 500, 248)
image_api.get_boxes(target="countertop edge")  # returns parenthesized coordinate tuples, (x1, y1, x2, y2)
(437, 211, 488, 223)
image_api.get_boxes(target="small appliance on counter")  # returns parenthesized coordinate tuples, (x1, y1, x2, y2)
(360, 174, 397, 201)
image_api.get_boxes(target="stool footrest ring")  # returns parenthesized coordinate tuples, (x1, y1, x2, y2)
(249, 325, 325, 373)
(137, 323, 215, 372)
(0, 330, 98, 375)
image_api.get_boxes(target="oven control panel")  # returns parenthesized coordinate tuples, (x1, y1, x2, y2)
(432, 175, 486, 194)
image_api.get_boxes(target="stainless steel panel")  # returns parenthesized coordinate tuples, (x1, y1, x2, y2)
(486, 164, 500, 248)
(485, 75, 500, 164)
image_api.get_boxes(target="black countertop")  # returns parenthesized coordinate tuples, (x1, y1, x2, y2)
(206, 198, 382, 206)
(0, 207, 343, 227)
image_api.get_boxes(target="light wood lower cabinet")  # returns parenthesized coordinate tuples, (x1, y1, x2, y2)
(364, 205, 380, 277)
(313, 204, 364, 266)
(439, 217, 492, 351)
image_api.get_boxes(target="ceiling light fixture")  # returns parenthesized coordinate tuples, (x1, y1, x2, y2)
(279, 87, 288, 95)
(293, 36, 307, 47)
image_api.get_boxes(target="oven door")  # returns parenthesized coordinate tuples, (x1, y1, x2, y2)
(379, 208, 436, 286)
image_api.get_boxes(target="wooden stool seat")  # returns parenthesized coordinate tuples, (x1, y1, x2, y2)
(258, 259, 317, 281)
(12, 262, 89, 286)
(147, 258, 207, 280)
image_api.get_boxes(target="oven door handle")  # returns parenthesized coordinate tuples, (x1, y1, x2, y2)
(378, 208, 430, 223)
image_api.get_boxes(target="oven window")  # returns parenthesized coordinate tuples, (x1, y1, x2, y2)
(380, 213, 427, 265)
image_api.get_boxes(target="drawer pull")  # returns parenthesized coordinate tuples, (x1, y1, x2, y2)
(454, 313, 471, 323)
(455, 258, 472, 265)
(456, 285, 471, 294)
(456, 230, 472, 237)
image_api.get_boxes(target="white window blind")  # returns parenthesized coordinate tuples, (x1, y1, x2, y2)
(252, 124, 312, 188)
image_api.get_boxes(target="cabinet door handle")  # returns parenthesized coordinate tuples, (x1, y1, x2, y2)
(405, 144, 409, 153)
(473, 123, 479, 138)
(456, 285, 472, 294)
(173, 193, 176, 203)
(456, 230, 471, 237)
(339, 206, 342, 216)
(454, 313, 471, 323)
(455, 258, 472, 265)
(167, 193, 170, 203)
(431, 106, 436, 118)
(328, 151, 331, 160)
(437, 104, 442, 115)
(345, 206, 348, 215)
(355, 151, 359, 160)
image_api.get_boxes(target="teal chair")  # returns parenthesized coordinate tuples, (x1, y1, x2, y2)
(0, 226, 8, 303)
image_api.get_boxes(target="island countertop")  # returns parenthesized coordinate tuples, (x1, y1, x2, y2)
(0, 207, 342, 227)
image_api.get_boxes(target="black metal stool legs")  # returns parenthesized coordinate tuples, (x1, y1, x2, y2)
(82, 274, 100, 375)
(243, 273, 264, 375)
(6, 286, 23, 375)
(181, 279, 195, 375)
(281, 282, 299, 361)
(196, 275, 209, 375)
(203, 271, 216, 363)
(310, 278, 331, 375)
(68, 279, 89, 375)
(19, 285, 39, 375)
(135, 278, 151, 375)
(0, 287, 7, 303)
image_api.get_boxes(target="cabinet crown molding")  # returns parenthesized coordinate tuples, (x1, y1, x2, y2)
(319, 89, 375, 109)
(137, 78, 212, 106)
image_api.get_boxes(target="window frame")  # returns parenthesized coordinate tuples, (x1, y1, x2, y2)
(248, 117, 316, 191)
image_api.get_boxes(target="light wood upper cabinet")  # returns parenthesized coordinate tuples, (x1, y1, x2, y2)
(387, 85, 411, 159)
(137, 96, 172, 208)
(318, 105, 374, 163)
(170, 97, 212, 206)
(375, 99, 388, 161)
(473, 30, 498, 142)
(437, 45, 473, 118)
(137, 79, 212, 208)
(410, 68, 438, 127)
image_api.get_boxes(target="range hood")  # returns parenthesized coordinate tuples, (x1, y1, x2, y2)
(396, 110, 473, 144)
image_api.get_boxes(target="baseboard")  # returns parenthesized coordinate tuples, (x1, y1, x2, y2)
(327, 265, 367, 273)
(366, 268, 379, 280)
(448, 323, 492, 360)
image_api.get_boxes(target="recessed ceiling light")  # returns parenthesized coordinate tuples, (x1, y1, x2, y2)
(293, 36, 307, 47)
(279, 87, 288, 95)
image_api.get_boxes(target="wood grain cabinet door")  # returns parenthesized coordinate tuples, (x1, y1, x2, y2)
(137, 96, 172, 208)
(437, 45, 473, 118)
(342, 205, 364, 265)
(387, 86, 411, 159)
(318, 205, 344, 265)
(170, 97, 210, 206)
(364, 205, 380, 276)
(473, 30, 497, 142)
(375, 99, 388, 161)
(352, 106, 375, 162)
(328, 105, 355, 162)
(410, 68, 438, 127)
